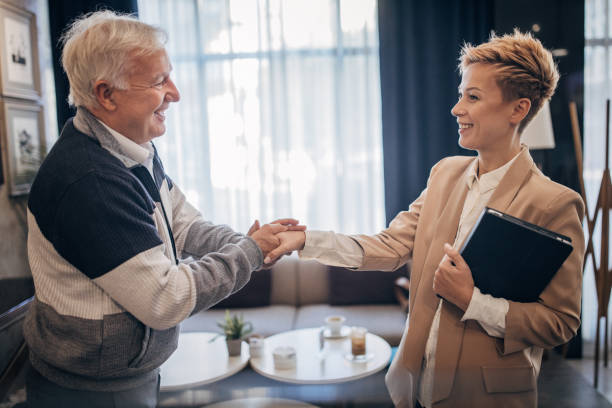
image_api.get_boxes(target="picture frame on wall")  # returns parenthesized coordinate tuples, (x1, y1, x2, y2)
(0, 2, 40, 100)
(1, 99, 45, 196)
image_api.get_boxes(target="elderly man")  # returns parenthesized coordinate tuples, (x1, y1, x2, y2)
(24, 11, 300, 407)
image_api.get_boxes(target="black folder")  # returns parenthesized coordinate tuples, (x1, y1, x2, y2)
(459, 207, 573, 303)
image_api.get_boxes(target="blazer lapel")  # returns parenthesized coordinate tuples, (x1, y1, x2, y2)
(424, 163, 474, 403)
(393, 158, 474, 404)
(411, 161, 474, 309)
(485, 147, 535, 213)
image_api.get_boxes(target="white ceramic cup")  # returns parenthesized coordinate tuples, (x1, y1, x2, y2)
(248, 337, 264, 358)
(325, 315, 346, 335)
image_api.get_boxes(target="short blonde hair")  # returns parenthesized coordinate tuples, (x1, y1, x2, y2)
(458, 29, 559, 133)
(61, 10, 167, 109)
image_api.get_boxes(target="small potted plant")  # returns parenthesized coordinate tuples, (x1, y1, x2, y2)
(212, 310, 253, 356)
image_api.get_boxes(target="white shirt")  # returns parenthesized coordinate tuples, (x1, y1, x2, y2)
(98, 120, 155, 178)
(300, 151, 521, 407)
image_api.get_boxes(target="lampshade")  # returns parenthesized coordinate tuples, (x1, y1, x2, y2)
(521, 100, 555, 149)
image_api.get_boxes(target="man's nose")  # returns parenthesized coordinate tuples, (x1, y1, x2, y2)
(166, 78, 180, 102)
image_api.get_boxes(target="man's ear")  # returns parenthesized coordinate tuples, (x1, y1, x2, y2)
(510, 98, 531, 125)
(93, 80, 117, 111)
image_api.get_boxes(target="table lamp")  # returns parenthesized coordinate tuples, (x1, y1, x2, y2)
(521, 100, 555, 150)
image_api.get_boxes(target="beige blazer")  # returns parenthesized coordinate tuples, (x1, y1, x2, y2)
(352, 148, 585, 408)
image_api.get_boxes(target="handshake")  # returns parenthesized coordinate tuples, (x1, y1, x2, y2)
(246, 218, 308, 267)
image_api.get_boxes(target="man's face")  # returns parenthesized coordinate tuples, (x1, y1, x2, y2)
(110, 50, 180, 144)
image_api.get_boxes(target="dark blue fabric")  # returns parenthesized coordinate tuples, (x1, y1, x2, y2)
(377, 0, 492, 223)
(131, 166, 161, 203)
(130, 165, 178, 263)
(28, 120, 163, 279)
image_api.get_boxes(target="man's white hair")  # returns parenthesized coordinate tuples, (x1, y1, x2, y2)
(61, 10, 167, 109)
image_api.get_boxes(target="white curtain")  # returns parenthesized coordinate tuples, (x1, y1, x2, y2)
(583, 0, 612, 348)
(137, 0, 385, 235)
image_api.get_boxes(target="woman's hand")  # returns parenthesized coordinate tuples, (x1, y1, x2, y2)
(433, 243, 475, 311)
(248, 219, 307, 268)
(263, 231, 307, 264)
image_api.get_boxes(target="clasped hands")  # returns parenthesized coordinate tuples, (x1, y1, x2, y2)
(251, 224, 476, 310)
(247, 218, 307, 268)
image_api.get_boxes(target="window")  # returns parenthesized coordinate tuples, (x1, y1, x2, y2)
(138, 0, 385, 235)
(584, 0, 611, 345)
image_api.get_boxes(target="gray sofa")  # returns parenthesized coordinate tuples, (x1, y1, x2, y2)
(181, 256, 409, 347)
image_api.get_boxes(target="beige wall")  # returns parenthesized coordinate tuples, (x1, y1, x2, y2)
(0, 0, 57, 280)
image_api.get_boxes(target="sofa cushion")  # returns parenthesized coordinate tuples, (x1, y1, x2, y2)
(295, 259, 329, 305)
(294, 304, 407, 346)
(269, 257, 298, 305)
(328, 265, 408, 305)
(181, 305, 296, 337)
(212, 269, 271, 309)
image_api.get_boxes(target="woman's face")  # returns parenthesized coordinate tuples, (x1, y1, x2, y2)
(451, 63, 518, 153)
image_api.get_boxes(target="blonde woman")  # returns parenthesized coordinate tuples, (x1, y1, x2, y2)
(268, 30, 585, 408)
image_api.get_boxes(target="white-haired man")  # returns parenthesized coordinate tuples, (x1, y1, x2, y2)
(24, 11, 301, 407)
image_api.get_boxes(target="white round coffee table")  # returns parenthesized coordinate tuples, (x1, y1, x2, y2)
(160, 332, 249, 391)
(249, 327, 391, 384)
(205, 397, 319, 407)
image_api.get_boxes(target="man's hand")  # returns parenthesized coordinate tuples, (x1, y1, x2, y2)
(263, 231, 306, 264)
(248, 218, 306, 237)
(433, 243, 474, 311)
(247, 218, 307, 267)
(249, 223, 287, 258)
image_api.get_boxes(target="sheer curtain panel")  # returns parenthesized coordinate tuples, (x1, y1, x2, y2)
(584, 0, 612, 345)
(137, 0, 385, 235)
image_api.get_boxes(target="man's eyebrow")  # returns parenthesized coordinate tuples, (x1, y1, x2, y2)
(152, 72, 170, 81)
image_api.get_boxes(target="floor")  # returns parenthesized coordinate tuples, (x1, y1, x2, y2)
(566, 356, 612, 404)
(2, 352, 611, 407)
(157, 352, 612, 408)
(539, 352, 611, 408)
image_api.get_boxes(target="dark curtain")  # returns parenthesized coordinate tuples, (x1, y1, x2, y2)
(377, 0, 493, 223)
(47, 0, 139, 132)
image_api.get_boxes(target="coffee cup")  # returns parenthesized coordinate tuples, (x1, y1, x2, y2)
(325, 315, 346, 335)
(248, 336, 264, 358)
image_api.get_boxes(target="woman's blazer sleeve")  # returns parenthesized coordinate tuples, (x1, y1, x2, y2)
(351, 160, 443, 271)
(501, 188, 585, 355)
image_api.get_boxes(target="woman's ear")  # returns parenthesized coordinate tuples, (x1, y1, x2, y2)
(93, 80, 117, 111)
(510, 98, 531, 125)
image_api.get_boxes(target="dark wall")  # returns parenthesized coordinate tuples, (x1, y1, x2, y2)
(493, 0, 584, 194)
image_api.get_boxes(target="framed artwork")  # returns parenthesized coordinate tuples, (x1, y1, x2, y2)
(1, 99, 45, 196)
(0, 2, 40, 100)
